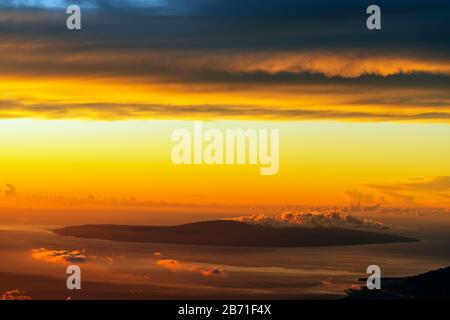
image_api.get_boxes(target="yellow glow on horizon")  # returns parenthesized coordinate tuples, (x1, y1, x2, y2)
(0, 49, 449, 209)
(0, 119, 448, 208)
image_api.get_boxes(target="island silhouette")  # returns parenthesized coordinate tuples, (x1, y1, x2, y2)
(345, 266, 450, 300)
(54, 220, 418, 247)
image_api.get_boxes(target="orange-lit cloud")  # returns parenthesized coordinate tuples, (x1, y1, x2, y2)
(189, 265, 224, 277)
(184, 52, 450, 78)
(31, 248, 89, 264)
(156, 259, 224, 277)
(0, 11, 449, 122)
(226, 211, 389, 230)
(156, 259, 180, 271)
(1, 289, 32, 300)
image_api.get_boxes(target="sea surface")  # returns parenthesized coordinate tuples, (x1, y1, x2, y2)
(0, 210, 449, 299)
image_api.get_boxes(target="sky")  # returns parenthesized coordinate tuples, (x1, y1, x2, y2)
(0, 0, 449, 210)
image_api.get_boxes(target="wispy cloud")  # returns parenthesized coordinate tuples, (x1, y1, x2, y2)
(1, 100, 449, 121)
(156, 259, 224, 277)
(368, 176, 450, 200)
(345, 189, 376, 204)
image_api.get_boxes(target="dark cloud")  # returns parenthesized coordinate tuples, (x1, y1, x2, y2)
(0, 2, 448, 121)
(1, 1, 449, 55)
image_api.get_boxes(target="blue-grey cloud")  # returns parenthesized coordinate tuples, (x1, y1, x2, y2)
(0, 1, 449, 121)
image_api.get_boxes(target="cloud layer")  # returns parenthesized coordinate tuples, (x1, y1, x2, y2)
(0, 1, 449, 121)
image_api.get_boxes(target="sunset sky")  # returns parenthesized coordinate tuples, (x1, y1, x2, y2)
(0, 0, 449, 209)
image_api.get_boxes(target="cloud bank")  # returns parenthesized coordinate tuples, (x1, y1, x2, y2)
(31, 248, 89, 264)
(226, 211, 389, 230)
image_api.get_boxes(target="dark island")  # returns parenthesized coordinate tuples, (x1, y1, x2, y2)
(54, 220, 418, 247)
(345, 266, 450, 300)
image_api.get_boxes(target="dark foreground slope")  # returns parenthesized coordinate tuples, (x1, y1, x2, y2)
(345, 266, 450, 300)
(54, 220, 417, 247)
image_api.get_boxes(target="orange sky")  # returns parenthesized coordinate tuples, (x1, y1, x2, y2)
(1, 119, 449, 208)
(0, 6, 449, 211)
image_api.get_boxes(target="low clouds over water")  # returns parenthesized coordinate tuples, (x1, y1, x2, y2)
(226, 210, 389, 230)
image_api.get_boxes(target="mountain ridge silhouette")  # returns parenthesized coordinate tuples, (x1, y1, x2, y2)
(54, 220, 418, 247)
